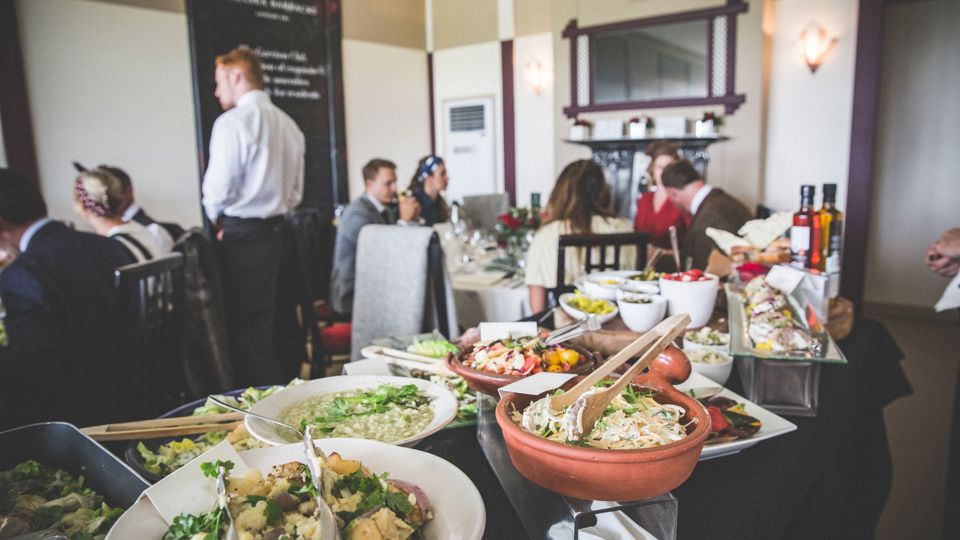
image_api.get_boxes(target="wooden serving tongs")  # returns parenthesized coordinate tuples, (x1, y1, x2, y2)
(548, 313, 691, 441)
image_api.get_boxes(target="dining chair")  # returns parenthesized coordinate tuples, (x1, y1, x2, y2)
(286, 208, 339, 375)
(173, 229, 234, 396)
(554, 232, 649, 298)
(350, 225, 457, 361)
(114, 253, 186, 419)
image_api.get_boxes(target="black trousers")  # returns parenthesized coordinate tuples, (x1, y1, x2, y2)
(217, 216, 304, 386)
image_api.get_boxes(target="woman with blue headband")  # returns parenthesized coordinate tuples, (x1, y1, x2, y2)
(407, 155, 450, 226)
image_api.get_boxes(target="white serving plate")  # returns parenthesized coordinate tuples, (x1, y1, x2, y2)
(246, 375, 458, 447)
(675, 372, 797, 460)
(581, 270, 660, 294)
(558, 292, 620, 325)
(109, 438, 485, 540)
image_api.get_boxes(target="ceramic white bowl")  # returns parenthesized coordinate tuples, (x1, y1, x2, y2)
(658, 274, 719, 328)
(245, 375, 458, 447)
(581, 275, 625, 301)
(558, 292, 619, 325)
(615, 290, 667, 332)
(618, 279, 660, 294)
(682, 329, 730, 353)
(687, 348, 734, 385)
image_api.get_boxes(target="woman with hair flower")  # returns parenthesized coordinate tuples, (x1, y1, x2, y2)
(407, 155, 451, 225)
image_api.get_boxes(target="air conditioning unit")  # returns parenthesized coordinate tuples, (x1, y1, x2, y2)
(441, 97, 496, 204)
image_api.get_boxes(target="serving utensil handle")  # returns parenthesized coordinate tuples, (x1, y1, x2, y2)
(550, 314, 688, 411)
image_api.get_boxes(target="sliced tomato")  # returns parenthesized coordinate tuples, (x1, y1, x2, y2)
(707, 405, 730, 432)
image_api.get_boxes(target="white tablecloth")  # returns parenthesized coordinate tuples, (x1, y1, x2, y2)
(451, 272, 530, 328)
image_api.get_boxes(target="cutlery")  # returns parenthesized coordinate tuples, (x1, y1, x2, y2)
(564, 313, 690, 440)
(302, 427, 341, 539)
(215, 464, 239, 540)
(81, 412, 243, 441)
(548, 314, 690, 413)
(669, 226, 682, 270)
(207, 396, 303, 439)
(543, 315, 601, 346)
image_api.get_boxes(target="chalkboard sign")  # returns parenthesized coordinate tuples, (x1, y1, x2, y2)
(185, 0, 347, 218)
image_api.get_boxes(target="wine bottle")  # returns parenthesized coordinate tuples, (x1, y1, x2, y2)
(791, 185, 817, 269)
(819, 183, 843, 298)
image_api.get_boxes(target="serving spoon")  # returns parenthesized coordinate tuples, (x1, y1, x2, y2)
(550, 314, 691, 441)
(302, 426, 341, 540)
(207, 396, 303, 439)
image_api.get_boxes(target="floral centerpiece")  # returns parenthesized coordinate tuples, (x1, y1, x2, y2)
(494, 207, 545, 271)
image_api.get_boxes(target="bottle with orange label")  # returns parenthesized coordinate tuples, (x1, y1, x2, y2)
(818, 183, 843, 299)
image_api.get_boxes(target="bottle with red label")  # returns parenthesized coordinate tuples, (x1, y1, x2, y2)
(790, 185, 821, 269)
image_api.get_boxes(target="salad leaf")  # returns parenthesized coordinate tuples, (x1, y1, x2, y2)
(200, 460, 234, 479)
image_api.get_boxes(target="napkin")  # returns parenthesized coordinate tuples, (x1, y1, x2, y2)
(935, 272, 960, 312)
(547, 502, 659, 540)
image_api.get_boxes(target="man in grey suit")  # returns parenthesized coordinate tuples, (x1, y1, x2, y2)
(330, 158, 420, 314)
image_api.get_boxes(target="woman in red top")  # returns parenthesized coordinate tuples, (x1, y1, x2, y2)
(634, 141, 690, 253)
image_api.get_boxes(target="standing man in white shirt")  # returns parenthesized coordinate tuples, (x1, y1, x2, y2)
(202, 47, 306, 386)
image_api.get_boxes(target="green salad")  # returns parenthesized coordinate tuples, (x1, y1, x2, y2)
(137, 382, 299, 477)
(406, 338, 459, 358)
(408, 370, 477, 425)
(0, 460, 124, 540)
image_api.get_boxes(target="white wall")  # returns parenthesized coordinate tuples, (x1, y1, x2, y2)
(513, 32, 555, 207)
(432, 42, 505, 195)
(16, 0, 201, 229)
(762, 0, 858, 213)
(864, 0, 960, 308)
(341, 39, 431, 200)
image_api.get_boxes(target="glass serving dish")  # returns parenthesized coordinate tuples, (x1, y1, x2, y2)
(725, 284, 847, 364)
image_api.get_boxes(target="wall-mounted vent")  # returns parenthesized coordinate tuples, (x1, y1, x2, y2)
(449, 105, 486, 132)
(442, 97, 496, 203)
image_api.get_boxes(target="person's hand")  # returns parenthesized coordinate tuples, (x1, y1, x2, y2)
(926, 228, 960, 277)
(934, 228, 960, 259)
(399, 195, 421, 222)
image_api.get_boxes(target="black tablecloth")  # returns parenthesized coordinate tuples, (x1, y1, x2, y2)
(416, 317, 911, 539)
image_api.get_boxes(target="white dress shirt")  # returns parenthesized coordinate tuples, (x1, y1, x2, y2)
(121, 203, 174, 253)
(690, 184, 714, 216)
(202, 90, 305, 221)
(106, 222, 166, 262)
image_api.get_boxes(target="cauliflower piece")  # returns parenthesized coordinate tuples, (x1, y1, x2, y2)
(234, 501, 268, 532)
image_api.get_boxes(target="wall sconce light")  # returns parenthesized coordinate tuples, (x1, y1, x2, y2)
(524, 61, 543, 95)
(799, 22, 836, 73)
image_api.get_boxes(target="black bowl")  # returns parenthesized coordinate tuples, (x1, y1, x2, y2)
(2, 422, 149, 506)
(124, 386, 271, 483)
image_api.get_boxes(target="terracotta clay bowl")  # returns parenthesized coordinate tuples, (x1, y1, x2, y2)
(444, 344, 601, 397)
(495, 346, 711, 501)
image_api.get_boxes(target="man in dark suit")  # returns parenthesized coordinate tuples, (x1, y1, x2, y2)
(662, 159, 752, 270)
(0, 169, 135, 430)
(330, 159, 420, 314)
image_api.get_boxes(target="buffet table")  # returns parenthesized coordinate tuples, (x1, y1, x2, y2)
(415, 316, 911, 539)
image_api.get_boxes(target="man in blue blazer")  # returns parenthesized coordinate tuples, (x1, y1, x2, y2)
(0, 169, 134, 430)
